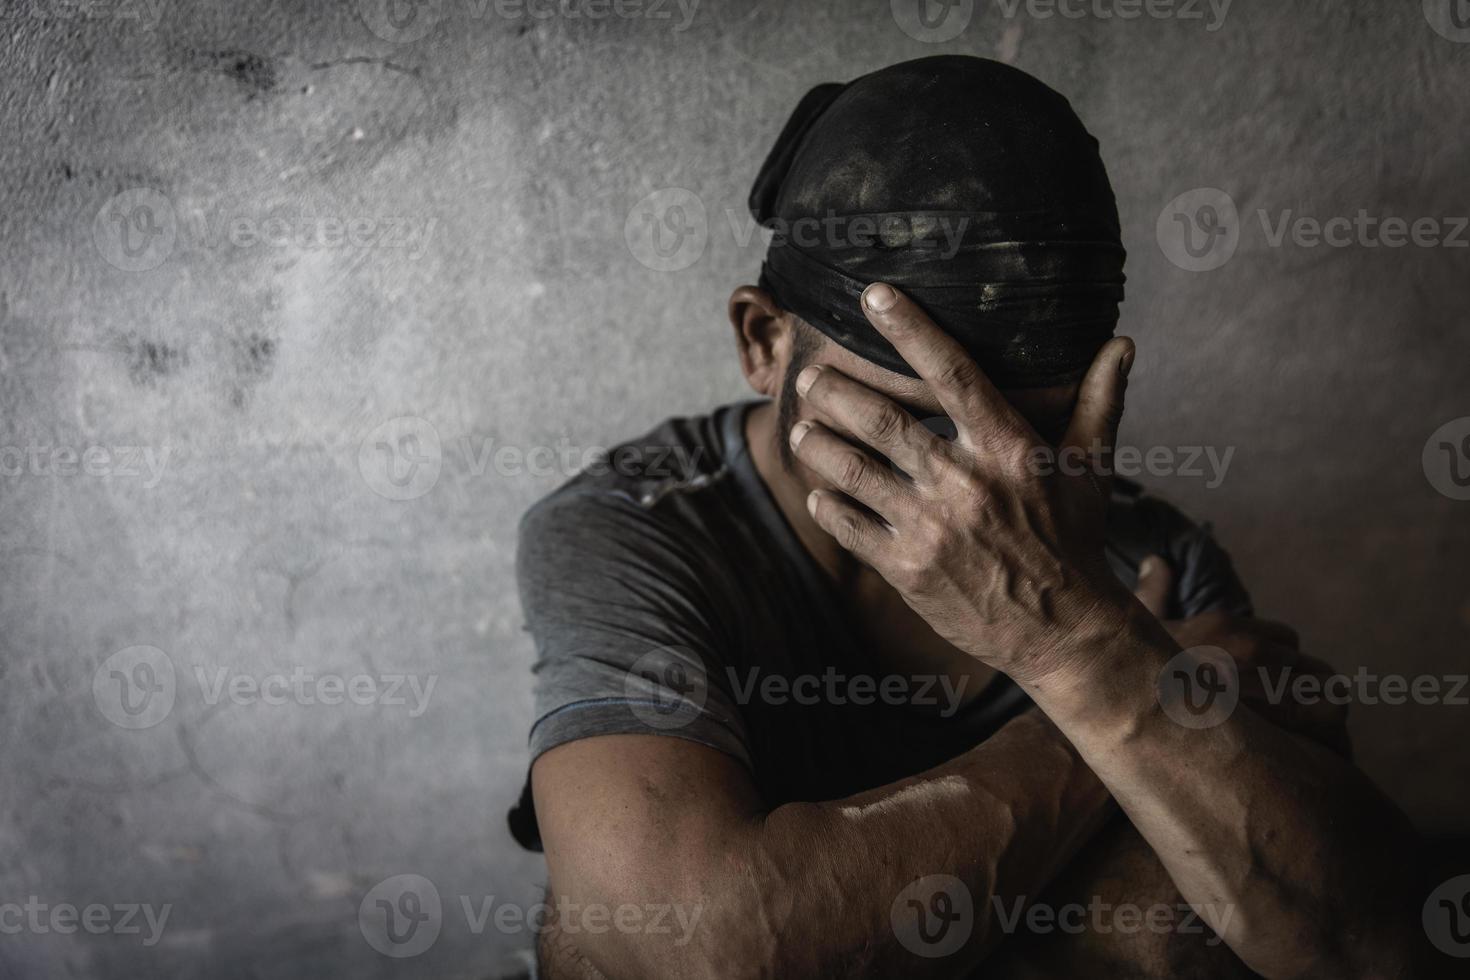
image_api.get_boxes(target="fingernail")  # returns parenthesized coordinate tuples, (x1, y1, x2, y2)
(796, 364, 822, 395)
(789, 420, 812, 450)
(863, 283, 896, 312)
(806, 490, 820, 517)
(1118, 346, 1136, 378)
(1138, 556, 1156, 576)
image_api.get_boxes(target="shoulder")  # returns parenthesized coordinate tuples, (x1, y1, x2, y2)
(516, 407, 739, 580)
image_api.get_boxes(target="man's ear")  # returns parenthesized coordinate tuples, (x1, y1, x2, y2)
(728, 285, 790, 398)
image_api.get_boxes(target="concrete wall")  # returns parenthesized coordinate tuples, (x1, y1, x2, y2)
(2, 0, 1467, 976)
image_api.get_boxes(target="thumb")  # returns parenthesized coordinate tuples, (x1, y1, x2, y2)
(1132, 555, 1174, 619)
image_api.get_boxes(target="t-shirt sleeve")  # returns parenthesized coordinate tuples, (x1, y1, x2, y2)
(1106, 484, 1253, 619)
(516, 487, 753, 770)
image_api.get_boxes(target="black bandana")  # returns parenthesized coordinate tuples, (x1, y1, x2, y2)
(749, 56, 1126, 388)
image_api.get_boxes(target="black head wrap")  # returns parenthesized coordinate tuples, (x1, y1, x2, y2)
(750, 55, 1126, 388)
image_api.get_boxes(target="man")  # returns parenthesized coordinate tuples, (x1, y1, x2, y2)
(509, 56, 1420, 978)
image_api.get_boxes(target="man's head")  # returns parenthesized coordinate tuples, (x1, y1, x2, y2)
(731, 289, 1080, 475)
(730, 55, 1120, 476)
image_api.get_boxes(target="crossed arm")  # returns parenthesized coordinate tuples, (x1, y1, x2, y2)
(531, 284, 1420, 979)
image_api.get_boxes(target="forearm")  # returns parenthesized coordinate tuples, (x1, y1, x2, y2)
(1023, 601, 1418, 979)
(553, 711, 1113, 980)
(738, 708, 1112, 977)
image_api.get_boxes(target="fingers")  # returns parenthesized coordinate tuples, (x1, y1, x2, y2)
(806, 488, 891, 564)
(1132, 555, 1174, 619)
(859, 283, 1032, 449)
(790, 419, 910, 524)
(794, 364, 940, 478)
(1061, 336, 1134, 464)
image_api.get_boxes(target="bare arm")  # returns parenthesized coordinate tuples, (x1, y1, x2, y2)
(533, 709, 1111, 979)
(1020, 605, 1418, 979)
(788, 282, 1420, 978)
(992, 568, 1363, 979)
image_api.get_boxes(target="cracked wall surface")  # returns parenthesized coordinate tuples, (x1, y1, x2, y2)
(2, 0, 1468, 976)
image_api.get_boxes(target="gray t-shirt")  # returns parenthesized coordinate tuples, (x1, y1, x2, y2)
(508, 401, 1250, 850)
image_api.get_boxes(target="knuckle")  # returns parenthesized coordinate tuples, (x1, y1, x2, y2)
(864, 403, 906, 444)
(935, 357, 980, 393)
(837, 452, 871, 492)
(835, 512, 866, 551)
(891, 554, 929, 592)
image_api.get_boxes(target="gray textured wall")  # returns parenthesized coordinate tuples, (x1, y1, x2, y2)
(2, 0, 1468, 976)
